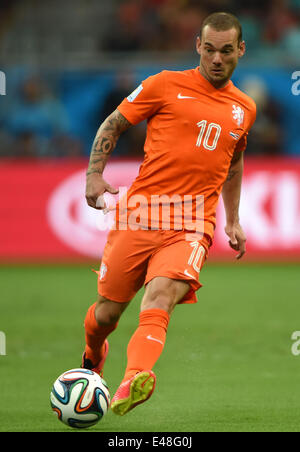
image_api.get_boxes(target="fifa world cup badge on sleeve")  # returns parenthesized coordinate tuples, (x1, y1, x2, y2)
(127, 84, 143, 103)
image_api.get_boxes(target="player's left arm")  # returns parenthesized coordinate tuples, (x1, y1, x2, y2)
(222, 149, 246, 260)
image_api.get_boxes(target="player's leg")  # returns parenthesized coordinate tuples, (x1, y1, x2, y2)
(118, 232, 209, 382)
(141, 275, 190, 313)
(111, 276, 189, 415)
(111, 231, 210, 415)
(124, 276, 190, 378)
(82, 228, 159, 375)
(82, 294, 130, 373)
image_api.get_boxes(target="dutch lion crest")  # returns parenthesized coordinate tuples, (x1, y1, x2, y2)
(232, 104, 244, 126)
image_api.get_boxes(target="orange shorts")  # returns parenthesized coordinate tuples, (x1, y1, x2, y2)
(96, 229, 211, 304)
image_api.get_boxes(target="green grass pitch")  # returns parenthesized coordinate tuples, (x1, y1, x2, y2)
(0, 262, 300, 432)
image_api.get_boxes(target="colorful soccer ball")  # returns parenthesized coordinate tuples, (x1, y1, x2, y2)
(50, 368, 110, 428)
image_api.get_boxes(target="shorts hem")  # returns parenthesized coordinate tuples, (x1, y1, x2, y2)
(144, 271, 201, 304)
(98, 286, 134, 304)
(145, 271, 202, 291)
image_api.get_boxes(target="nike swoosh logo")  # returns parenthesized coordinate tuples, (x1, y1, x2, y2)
(184, 269, 195, 279)
(146, 335, 164, 345)
(177, 93, 197, 100)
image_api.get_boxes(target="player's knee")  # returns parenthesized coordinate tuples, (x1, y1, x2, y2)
(94, 304, 120, 326)
(94, 303, 121, 326)
(142, 277, 190, 315)
(94, 295, 127, 326)
(142, 291, 175, 315)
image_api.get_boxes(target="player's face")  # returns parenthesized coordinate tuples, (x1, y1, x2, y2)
(196, 25, 245, 88)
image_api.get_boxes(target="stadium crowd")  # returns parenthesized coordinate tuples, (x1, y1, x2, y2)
(0, 0, 299, 158)
(102, 0, 300, 53)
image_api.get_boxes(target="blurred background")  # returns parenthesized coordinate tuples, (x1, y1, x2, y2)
(0, 0, 300, 261)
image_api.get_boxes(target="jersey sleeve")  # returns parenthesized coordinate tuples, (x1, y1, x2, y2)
(235, 101, 256, 153)
(117, 71, 166, 125)
(235, 132, 248, 153)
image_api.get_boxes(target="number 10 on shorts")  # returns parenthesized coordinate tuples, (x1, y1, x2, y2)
(188, 242, 206, 272)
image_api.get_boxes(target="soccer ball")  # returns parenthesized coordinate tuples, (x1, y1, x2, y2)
(50, 368, 110, 429)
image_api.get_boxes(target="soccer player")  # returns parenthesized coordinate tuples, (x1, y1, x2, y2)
(82, 12, 256, 416)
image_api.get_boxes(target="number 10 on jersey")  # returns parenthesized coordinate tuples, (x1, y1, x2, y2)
(196, 120, 221, 151)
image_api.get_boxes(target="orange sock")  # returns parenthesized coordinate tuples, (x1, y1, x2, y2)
(84, 302, 118, 365)
(123, 308, 170, 381)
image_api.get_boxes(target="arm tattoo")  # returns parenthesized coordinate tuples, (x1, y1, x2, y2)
(226, 169, 238, 182)
(86, 110, 132, 176)
(225, 150, 243, 181)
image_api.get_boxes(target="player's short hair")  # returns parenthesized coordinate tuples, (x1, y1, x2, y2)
(200, 12, 243, 44)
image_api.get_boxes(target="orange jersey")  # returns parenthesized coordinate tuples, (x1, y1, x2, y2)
(116, 67, 256, 241)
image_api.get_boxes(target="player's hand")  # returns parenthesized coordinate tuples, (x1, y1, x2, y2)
(224, 223, 246, 260)
(85, 172, 119, 210)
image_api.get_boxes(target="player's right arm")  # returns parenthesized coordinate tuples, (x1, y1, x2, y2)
(85, 109, 132, 210)
(86, 72, 164, 210)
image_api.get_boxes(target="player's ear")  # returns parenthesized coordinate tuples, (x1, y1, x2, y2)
(238, 40, 246, 58)
(196, 36, 202, 56)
